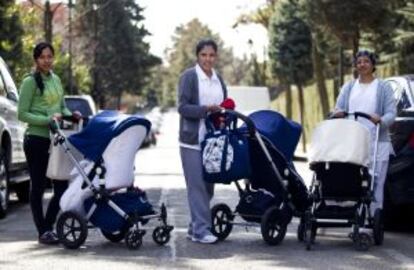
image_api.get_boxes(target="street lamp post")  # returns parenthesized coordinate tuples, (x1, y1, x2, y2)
(68, 0, 74, 94)
(92, 2, 101, 107)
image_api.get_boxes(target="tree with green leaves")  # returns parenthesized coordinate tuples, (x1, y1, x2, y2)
(234, 0, 278, 29)
(365, 0, 414, 74)
(313, 0, 390, 56)
(269, 0, 313, 151)
(0, 0, 24, 75)
(75, 0, 160, 109)
(11, 3, 89, 95)
(395, 2, 414, 74)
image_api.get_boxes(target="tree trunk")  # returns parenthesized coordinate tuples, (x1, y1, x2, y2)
(285, 84, 292, 119)
(311, 35, 330, 117)
(335, 46, 344, 103)
(296, 83, 307, 153)
(44, 1, 53, 44)
(116, 90, 122, 111)
(352, 30, 360, 79)
(333, 79, 338, 107)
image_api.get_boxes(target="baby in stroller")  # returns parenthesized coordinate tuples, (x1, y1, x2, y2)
(51, 110, 173, 249)
(300, 112, 384, 251)
(203, 109, 310, 245)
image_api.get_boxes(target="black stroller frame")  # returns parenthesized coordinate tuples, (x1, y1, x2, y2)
(299, 112, 384, 251)
(50, 117, 173, 249)
(209, 110, 300, 246)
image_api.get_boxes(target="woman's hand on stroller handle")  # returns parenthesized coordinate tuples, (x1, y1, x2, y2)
(369, 114, 381, 125)
(72, 110, 82, 120)
(49, 113, 85, 134)
(49, 118, 60, 134)
(329, 111, 381, 125)
(206, 105, 223, 113)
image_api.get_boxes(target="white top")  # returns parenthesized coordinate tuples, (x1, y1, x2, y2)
(180, 64, 224, 150)
(348, 78, 393, 162)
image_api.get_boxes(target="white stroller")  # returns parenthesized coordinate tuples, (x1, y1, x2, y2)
(298, 112, 384, 251)
(51, 111, 173, 249)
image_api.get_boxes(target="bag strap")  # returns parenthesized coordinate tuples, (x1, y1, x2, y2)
(220, 134, 229, 173)
(205, 114, 216, 133)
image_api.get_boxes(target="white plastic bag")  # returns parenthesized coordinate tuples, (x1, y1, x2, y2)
(47, 122, 83, 180)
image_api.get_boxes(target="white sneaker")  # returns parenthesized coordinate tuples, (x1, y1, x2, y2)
(191, 234, 218, 244)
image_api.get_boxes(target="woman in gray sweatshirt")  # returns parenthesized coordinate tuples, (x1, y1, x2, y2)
(334, 50, 396, 220)
(177, 39, 227, 244)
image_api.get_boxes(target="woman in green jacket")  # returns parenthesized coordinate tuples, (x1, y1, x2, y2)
(18, 42, 80, 245)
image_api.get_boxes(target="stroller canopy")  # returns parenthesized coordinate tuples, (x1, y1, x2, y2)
(309, 119, 370, 166)
(68, 110, 151, 162)
(244, 110, 302, 161)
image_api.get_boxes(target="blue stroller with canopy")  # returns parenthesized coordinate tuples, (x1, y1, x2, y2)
(204, 110, 310, 245)
(52, 111, 173, 249)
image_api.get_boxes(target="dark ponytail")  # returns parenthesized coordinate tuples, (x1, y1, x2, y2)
(33, 71, 44, 94)
(32, 42, 55, 94)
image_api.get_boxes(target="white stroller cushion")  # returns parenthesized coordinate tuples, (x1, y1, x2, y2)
(60, 172, 93, 216)
(102, 125, 147, 189)
(309, 119, 370, 166)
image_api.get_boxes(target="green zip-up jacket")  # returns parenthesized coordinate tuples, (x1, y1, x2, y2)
(18, 72, 72, 138)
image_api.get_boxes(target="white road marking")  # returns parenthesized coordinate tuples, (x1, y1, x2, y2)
(159, 188, 176, 263)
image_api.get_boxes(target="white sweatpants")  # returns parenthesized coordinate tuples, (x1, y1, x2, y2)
(370, 158, 389, 216)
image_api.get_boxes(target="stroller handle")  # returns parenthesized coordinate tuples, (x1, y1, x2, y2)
(330, 111, 380, 125)
(209, 109, 256, 136)
(49, 115, 85, 134)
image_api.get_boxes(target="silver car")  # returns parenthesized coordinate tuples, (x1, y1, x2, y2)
(0, 56, 30, 218)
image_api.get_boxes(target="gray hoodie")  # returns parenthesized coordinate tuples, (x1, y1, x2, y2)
(177, 67, 227, 145)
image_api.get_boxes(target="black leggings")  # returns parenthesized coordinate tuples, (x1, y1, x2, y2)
(24, 135, 68, 236)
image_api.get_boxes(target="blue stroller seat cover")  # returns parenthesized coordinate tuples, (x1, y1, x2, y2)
(68, 110, 151, 162)
(241, 110, 301, 161)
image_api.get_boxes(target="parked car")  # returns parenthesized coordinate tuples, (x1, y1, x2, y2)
(64, 95, 97, 125)
(384, 75, 414, 229)
(64, 95, 97, 116)
(0, 56, 30, 218)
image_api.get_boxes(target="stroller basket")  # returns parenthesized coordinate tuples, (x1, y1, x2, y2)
(84, 190, 154, 233)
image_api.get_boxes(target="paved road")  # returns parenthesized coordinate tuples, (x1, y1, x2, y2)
(0, 110, 413, 270)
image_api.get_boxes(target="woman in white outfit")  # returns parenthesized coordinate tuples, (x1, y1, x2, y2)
(334, 50, 396, 218)
(177, 39, 227, 244)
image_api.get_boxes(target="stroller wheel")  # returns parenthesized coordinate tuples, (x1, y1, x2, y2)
(373, 209, 384, 245)
(354, 232, 372, 251)
(261, 206, 287, 246)
(211, 203, 233, 241)
(101, 227, 128, 243)
(57, 211, 88, 249)
(125, 228, 145, 250)
(152, 226, 172, 245)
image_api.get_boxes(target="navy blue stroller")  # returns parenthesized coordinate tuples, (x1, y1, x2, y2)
(205, 110, 310, 245)
(51, 111, 173, 249)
